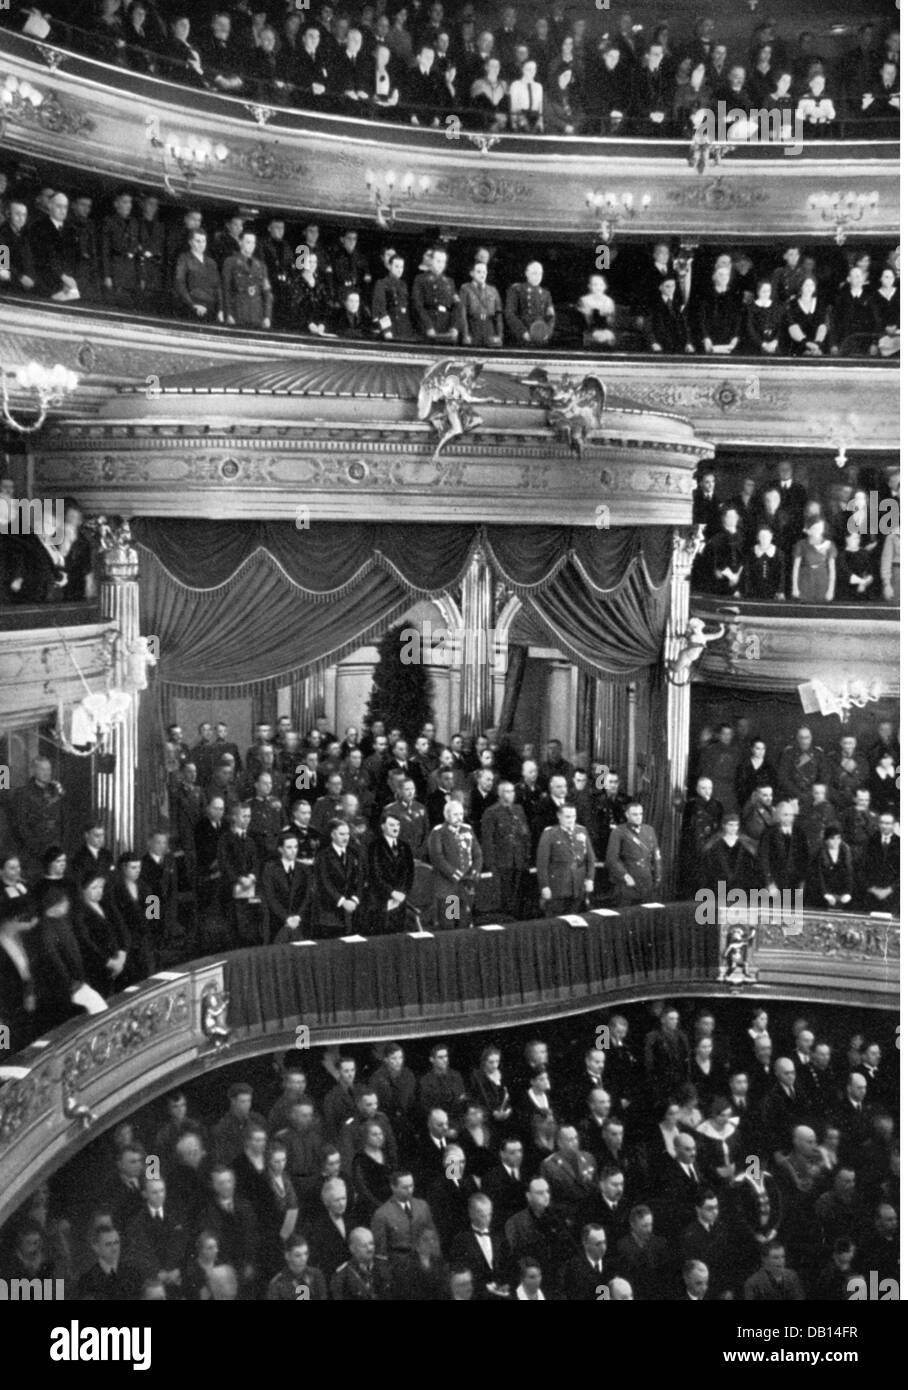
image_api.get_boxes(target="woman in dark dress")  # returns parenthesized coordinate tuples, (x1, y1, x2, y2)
(0, 897, 41, 1054)
(262, 1141, 299, 1267)
(808, 827, 855, 909)
(469, 1044, 513, 1132)
(31, 846, 75, 913)
(786, 276, 828, 356)
(31, 886, 90, 1037)
(73, 872, 127, 998)
(744, 525, 786, 599)
(744, 279, 783, 354)
(109, 851, 154, 984)
(352, 1121, 393, 1218)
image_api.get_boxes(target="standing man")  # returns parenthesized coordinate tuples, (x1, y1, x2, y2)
(222, 227, 273, 330)
(505, 261, 556, 346)
(367, 810, 415, 935)
(312, 819, 363, 938)
(372, 251, 413, 341)
(457, 260, 504, 347)
(480, 781, 531, 919)
(261, 827, 311, 942)
(101, 188, 139, 308)
(536, 804, 596, 917)
(605, 800, 662, 905)
(11, 757, 66, 879)
(411, 245, 459, 343)
(427, 800, 482, 930)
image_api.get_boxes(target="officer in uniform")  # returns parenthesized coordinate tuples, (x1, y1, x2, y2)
(412, 245, 459, 343)
(480, 781, 531, 918)
(261, 217, 296, 328)
(457, 260, 504, 347)
(11, 757, 66, 879)
(222, 228, 273, 329)
(679, 776, 724, 897)
(505, 260, 556, 345)
(383, 779, 429, 861)
(100, 188, 139, 307)
(536, 804, 596, 917)
(427, 800, 482, 929)
(605, 800, 663, 905)
(247, 772, 284, 862)
(372, 252, 413, 340)
(330, 228, 372, 308)
(136, 193, 166, 314)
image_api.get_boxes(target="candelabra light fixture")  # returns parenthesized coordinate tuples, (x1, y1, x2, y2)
(585, 189, 652, 242)
(365, 168, 432, 229)
(1, 361, 79, 433)
(799, 676, 883, 723)
(0, 73, 44, 138)
(147, 125, 229, 195)
(807, 190, 880, 245)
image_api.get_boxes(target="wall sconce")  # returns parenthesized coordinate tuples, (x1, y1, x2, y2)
(0, 73, 43, 138)
(1, 361, 79, 433)
(798, 676, 883, 723)
(146, 124, 229, 196)
(807, 190, 880, 246)
(585, 189, 651, 242)
(365, 169, 431, 229)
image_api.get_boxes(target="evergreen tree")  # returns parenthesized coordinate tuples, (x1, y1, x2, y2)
(365, 622, 434, 741)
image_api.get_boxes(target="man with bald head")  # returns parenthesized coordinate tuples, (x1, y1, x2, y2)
(330, 1226, 393, 1300)
(659, 1132, 703, 1238)
(503, 1176, 573, 1289)
(609, 1275, 633, 1300)
(761, 1057, 806, 1160)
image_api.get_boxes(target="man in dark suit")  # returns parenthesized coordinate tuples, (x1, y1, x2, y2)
(536, 803, 597, 916)
(836, 1072, 872, 1166)
(200, 1167, 259, 1290)
(757, 803, 809, 894)
(467, 768, 498, 835)
(480, 781, 531, 919)
(482, 1137, 528, 1230)
(217, 803, 261, 947)
(678, 1190, 734, 1298)
(312, 820, 363, 938)
(862, 813, 899, 912)
(515, 759, 546, 848)
(578, 1167, 630, 1249)
(503, 1176, 574, 1290)
(366, 810, 415, 935)
(657, 1132, 704, 1240)
(680, 776, 724, 896)
(71, 821, 115, 887)
(613, 1204, 672, 1300)
(261, 828, 311, 942)
(123, 1176, 188, 1291)
(702, 814, 758, 896)
(449, 1193, 510, 1297)
(560, 1224, 609, 1300)
(305, 1177, 352, 1278)
(76, 1226, 143, 1301)
(426, 1144, 476, 1254)
(760, 1057, 806, 1160)
(194, 795, 227, 911)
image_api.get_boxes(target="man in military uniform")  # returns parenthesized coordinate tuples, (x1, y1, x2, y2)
(372, 252, 413, 340)
(827, 734, 869, 814)
(211, 210, 245, 263)
(515, 759, 546, 850)
(427, 799, 482, 930)
(605, 800, 663, 905)
(65, 193, 101, 302)
(330, 228, 372, 308)
(136, 193, 166, 314)
(777, 726, 828, 812)
(260, 217, 295, 328)
(680, 776, 724, 897)
(741, 782, 776, 847)
(412, 245, 459, 343)
(481, 781, 531, 919)
(383, 778, 429, 861)
(247, 771, 284, 862)
(311, 772, 347, 842)
(504, 260, 556, 346)
(101, 188, 139, 308)
(11, 756, 66, 879)
(457, 259, 504, 348)
(222, 228, 273, 329)
(536, 803, 596, 917)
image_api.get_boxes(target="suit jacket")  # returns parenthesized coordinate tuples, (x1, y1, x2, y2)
(536, 824, 597, 901)
(449, 1226, 509, 1288)
(367, 835, 416, 921)
(605, 823, 662, 900)
(313, 845, 364, 933)
(194, 817, 226, 877)
(560, 1253, 608, 1301)
(757, 825, 808, 890)
(304, 1211, 351, 1277)
(702, 837, 757, 896)
(371, 1197, 436, 1259)
(382, 800, 428, 860)
(124, 1203, 190, 1277)
(760, 1083, 806, 1158)
(482, 1163, 528, 1229)
(505, 282, 555, 341)
(743, 1267, 806, 1301)
(217, 831, 259, 897)
(426, 1175, 475, 1252)
(862, 832, 899, 899)
(71, 846, 115, 885)
(261, 858, 310, 939)
(199, 1197, 259, 1270)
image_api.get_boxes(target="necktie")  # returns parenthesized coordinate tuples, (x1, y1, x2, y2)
(403, 1202, 412, 1219)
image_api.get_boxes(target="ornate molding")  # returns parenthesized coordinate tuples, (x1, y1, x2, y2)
(0, 620, 118, 725)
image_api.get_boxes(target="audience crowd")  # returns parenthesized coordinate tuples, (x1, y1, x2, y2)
(0, 176, 900, 357)
(4, 3, 899, 139)
(691, 459, 900, 603)
(0, 1004, 897, 1301)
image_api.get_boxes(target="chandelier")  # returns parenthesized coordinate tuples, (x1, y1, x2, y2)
(807, 191, 880, 246)
(0, 73, 43, 138)
(585, 189, 651, 242)
(1, 362, 79, 433)
(799, 677, 883, 723)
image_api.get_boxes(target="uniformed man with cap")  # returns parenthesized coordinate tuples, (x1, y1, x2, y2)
(505, 260, 555, 345)
(481, 780, 531, 918)
(222, 227, 273, 329)
(536, 803, 596, 917)
(605, 800, 662, 905)
(457, 259, 504, 347)
(412, 245, 459, 343)
(372, 252, 413, 340)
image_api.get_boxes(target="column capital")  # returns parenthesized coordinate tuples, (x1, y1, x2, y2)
(671, 525, 705, 579)
(89, 517, 140, 584)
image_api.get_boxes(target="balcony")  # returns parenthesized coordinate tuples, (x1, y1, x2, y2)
(0, 28, 898, 240)
(0, 606, 117, 724)
(0, 900, 896, 1225)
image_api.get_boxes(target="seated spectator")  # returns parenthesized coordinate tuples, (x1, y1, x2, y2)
(0, 200, 36, 295)
(830, 265, 881, 357)
(632, 41, 671, 137)
(861, 59, 900, 134)
(672, 60, 712, 137)
(369, 43, 401, 111)
(807, 826, 854, 910)
(584, 42, 633, 134)
(702, 506, 745, 597)
(836, 528, 876, 600)
(646, 276, 693, 354)
(576, 273, 617, 350)
(692, 265, 742, 354)
(796, 71, 836, 136)
(198, 10, 246, 95)
(505, 261, 555, 346)
(159, 13, 207, 88)
(404, 43, 452, 126)
(331, 288, 371, 338)
(173, 229, 223, 323)
(544, 63, 584, 135)
(470, 56, 509, 131)
(508, 57, 544, 133)
(745, 279, 784, 354)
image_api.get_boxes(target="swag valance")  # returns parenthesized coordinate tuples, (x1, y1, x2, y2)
(132, 520, 673, 695)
